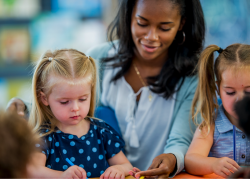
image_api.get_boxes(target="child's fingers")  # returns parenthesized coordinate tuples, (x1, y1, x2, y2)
(121, 174, 125, 179)
(115, 172, 122, 179)
(227, 158, 241, 169)
(217, 171, 228, 178)
(109, 171, 117, 179)
(103, 169, 112, 179)
(129, 170, 136, 177)
(225, 162, 239, 173)
(100, 173, 104, 179)
(77, 167, 86, 179)
(222, 167, 232, 176)
(133, 167, 141, 172)
(73, 168, 83, 178)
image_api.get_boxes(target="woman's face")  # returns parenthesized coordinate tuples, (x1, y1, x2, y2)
(131, 0, 184, 62)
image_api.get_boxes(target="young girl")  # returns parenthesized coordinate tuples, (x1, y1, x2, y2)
(185, 44, 250, 177)
(28, 49, 133, 179)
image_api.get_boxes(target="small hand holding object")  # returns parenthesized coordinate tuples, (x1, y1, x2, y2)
(100, 165, 126, 179)
(64, 158, 87, 179)
(212, 157, 240, 178)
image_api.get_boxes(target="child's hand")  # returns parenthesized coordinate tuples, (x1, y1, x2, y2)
(61, 165, 87, 179)
(129, 167, 156, 179)
(212, 157, 240, 177)
(129, 167, 141, 178)
(100, 165, 126, 179)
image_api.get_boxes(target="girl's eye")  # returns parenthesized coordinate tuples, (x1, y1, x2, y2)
(244, 91, 250, 95)
(137, 22, 147, 27)
(60, 101, 68, 104)
(79, 98, 87, 102)
(226, 92, 235, 96)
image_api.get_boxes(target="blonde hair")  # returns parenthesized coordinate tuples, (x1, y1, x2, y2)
(29, 49, 99, 136)
(191, 43, 250, 133)
(0, 112, 38, 178)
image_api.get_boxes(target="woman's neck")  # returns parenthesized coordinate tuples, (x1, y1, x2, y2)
(133, 48, 168, 69)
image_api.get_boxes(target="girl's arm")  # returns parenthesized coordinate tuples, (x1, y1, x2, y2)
(184, 125, 215, 175)
(100, 151, 133, 179)
(184, 125, 239, 177)
(27, 152, 87, 178)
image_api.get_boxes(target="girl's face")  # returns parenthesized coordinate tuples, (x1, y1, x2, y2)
(41, 78, 91, 128)
(219, 68, 250, 123)
(131, 0, 184, 62)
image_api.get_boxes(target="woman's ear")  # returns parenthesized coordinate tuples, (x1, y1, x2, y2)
(178, 17, 186, 31)
(40, 92, 49, 106)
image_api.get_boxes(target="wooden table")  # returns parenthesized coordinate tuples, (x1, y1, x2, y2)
(92, 172, 223, 179)
(174, 172, 223, 178)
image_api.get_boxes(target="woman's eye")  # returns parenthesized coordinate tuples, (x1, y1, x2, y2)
(137, 22, 147, 27)
(226, 92, 235, 96)
(60, 101, 68, 104)
(160, 28, 170, 32)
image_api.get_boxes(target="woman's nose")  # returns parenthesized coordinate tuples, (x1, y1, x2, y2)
(145, 27, 158, 41)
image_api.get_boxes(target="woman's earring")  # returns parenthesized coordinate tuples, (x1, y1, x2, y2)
(179, 31, 185, 45)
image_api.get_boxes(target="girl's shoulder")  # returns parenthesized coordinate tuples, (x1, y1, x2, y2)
(89, 118, 124, 141)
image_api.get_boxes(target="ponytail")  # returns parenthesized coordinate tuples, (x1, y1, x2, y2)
(191, 45, 221, 132)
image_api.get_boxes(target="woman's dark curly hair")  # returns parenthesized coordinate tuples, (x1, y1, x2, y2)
(103, 0, 205, 99)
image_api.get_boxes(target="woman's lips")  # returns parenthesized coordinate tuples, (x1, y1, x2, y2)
(140, 43, 160, 53)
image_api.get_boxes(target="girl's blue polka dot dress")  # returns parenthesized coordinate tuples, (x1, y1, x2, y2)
(37, 119, 125, 178)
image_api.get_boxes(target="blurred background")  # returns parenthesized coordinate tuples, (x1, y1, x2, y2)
(0, 0, 249, 109)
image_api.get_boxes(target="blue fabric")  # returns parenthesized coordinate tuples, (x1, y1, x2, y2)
(95, 106, 122, 136)
(37, 119, 125, 178)
(209, 105, 250, 166)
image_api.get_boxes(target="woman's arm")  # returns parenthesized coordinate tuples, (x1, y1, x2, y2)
(134, 76, 199, 178)
(27, 152, 87, 178)
(100, 151, 133, 179)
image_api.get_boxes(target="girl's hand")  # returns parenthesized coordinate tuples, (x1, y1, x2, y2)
(129, 167, 143, 179)
(212, 157, 240, 177)
(61, 165, 87, 179)
(129, 167, 158, 179)
(100, 165, 126, 179)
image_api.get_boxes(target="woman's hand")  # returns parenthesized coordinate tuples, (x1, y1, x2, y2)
(6, 98, 26, 117)
(212, 157, 240, 178)
(61, 165, 87, 179)
(100, 165, 126, 179)
(129, 153, 176, 179)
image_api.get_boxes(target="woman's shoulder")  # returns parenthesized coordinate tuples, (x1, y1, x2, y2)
(86, 40, 119, 60)
(176, 75, 198, 99)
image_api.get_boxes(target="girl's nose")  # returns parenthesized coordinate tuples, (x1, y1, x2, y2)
(71, 101, 79, 111)
(145, 28, 158, 41)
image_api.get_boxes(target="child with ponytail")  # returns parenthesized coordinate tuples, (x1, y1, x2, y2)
(185, 44, 250, 177)
(28, 49, 132, 179)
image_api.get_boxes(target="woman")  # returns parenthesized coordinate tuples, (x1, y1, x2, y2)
(7, 0, 205, 177)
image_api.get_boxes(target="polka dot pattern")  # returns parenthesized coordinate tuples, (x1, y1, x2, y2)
(37, 119, 125, 178)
